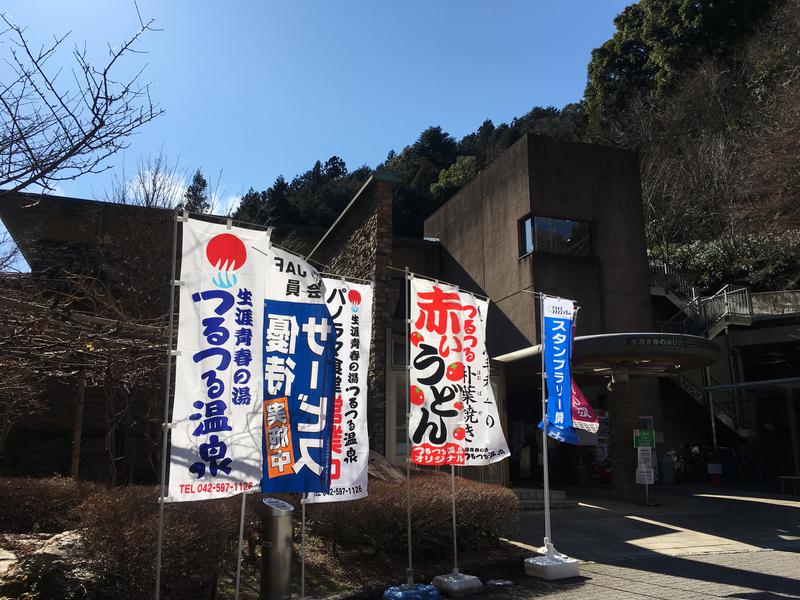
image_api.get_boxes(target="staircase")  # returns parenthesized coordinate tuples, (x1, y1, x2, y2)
(667, 372, 757, 439)
(653, 280, 752, 340)
(513, 488, 578, 510)
(651, 260, 755, 438)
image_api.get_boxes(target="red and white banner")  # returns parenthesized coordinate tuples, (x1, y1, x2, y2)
(306, 279, 372, 503)
(168, 217, 270, 502)
(571, 380, 599, 433)
(408, 276, 508, 466)
(460, 293, 509, 465)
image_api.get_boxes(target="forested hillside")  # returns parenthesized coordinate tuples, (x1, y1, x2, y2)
(590, 0, 800, 292)
(233, 0, 800, 292)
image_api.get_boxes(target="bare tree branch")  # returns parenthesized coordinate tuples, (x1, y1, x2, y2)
(0, 12, 163, 197)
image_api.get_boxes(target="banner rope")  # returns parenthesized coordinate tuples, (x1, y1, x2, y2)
(387, 264, 491, 302)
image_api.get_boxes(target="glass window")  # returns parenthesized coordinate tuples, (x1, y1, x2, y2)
(519, 217, 533, 256)
(519, 215, 592, 257)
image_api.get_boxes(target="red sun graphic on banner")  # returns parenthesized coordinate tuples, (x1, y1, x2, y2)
(205, 233, 247, 271)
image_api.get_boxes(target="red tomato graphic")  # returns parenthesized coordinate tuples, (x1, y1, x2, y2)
(453, 427, 466, 441)
(347, 289, 362, 305)
(410, 385, 425, 406)
(446, 361, 465, 381)
(410, 331, 424, 347)
(454, 401, 464, 411)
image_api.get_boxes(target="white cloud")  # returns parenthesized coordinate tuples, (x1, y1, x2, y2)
(212, 193, 241, 217)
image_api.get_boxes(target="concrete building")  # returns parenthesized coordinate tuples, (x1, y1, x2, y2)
(2, 135, 798, 496)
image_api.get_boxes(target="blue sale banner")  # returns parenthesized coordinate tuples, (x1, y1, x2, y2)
(261, 298, 336, 493)
(542, 295, 575, 434)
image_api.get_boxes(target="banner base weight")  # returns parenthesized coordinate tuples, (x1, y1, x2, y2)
(383, 583, 440, 600)
(431, 573, 483, 596)
(524, 551, 579, 581)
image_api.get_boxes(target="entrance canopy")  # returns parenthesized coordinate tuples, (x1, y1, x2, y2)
(492, 332, 720, 379)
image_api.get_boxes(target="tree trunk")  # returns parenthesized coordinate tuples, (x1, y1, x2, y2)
(104, 373, 117, 487)
(70, 369, 87, 479)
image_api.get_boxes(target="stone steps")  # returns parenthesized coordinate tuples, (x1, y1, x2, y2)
(518, 499, 579, 510)
(513, 488, 577, 510)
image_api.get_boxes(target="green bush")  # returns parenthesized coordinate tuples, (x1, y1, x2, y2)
(650, 230, 800, 293)
(307, 471, 519, 559)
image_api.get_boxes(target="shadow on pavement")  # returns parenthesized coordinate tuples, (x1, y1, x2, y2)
(610, 553, 800, 596)
(508, 484, 800, 596)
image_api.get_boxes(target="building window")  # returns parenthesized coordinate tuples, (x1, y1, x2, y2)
(519, 215, 592, 257)
(519, 216, 534, 256)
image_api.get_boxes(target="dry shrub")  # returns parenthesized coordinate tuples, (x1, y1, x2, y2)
(0, 476, 99, 533)
(307, 472, 518, 559)
(74, 485, 240, 600)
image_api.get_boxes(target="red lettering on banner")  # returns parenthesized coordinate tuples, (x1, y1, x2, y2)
(411, 443, 465, 466)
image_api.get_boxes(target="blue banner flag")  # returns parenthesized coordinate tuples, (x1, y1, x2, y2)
(261, 297, 336, 493)
(541, 295, 576, 435)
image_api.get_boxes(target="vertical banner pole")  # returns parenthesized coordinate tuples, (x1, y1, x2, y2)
(234, 491, 248, 600)
(155, 209, 180, 600)
(450, 465, 459, 575)
(301, 494, 307, 600)
(405, 267, 414, 585)
(540, 294, 554, 559)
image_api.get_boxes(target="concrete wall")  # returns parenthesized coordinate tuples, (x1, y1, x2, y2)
(751, 291, 800, 316)
(527, 136, 653, 336)
(424, 134, 653, 355)
(424, 136, 535, 358)
(311, 176, 394, 455)
(423, 135, 660, 492)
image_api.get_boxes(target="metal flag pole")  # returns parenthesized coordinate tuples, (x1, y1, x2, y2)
(155, 209, 181, 600)
(405, 267, 414, 585)
(450, 464, 459, 575)
(449, 283, 462, 577)
(301, 493, 307, 600)
(234, 491, 248, 600)
(540, 294, 554, 560)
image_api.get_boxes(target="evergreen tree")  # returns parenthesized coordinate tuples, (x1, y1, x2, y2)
(584, 0, 770, 138)
(430, 156, 479, 202)
(183, 168, 210, 213)
(232, 188, 268, 224)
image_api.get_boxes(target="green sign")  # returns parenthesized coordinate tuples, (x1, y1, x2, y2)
(633, 429, 655, 448)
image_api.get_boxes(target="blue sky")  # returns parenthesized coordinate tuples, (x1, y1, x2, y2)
(2, 0, 631, 211)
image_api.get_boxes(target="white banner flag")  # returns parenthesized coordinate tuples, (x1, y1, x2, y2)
(459, 293, 509, 465)
(409, 276, 466, 465)
(168, 217, 269, 502)
(307, 279, 373, 503)
(408, 276, 509, 467)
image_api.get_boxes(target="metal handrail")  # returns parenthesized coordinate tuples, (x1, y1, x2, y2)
(649, 259, 697, 299)
(658, 284, 752, 336)
(707, 373, 749, 431)
(701, 284, 751, 328)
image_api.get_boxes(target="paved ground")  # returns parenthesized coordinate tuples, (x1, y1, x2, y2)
(469, 485, 800, 599)
(472, 550, 800, 599)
